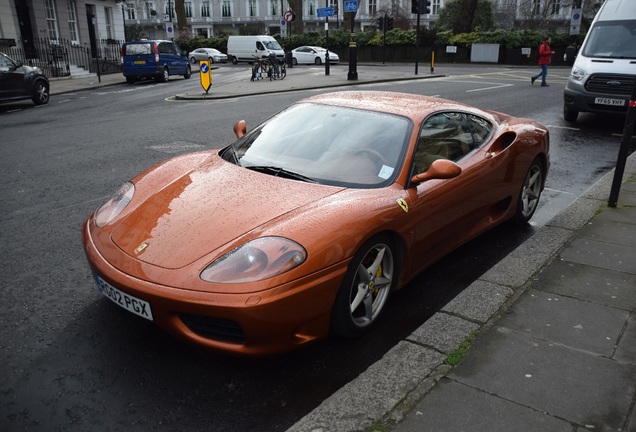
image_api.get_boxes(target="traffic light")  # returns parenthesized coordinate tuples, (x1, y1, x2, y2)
(412, 0, 431, 14)
(386, 17, 394, 30)
(377, 16, 385, 30)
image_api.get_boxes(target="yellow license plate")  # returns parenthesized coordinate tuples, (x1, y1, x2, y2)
(133, 60, 145, 64)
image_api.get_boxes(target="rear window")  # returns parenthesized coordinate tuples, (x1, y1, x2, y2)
(124, 43, 153, 56)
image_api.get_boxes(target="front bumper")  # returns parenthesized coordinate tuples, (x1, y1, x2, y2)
(82, 219, 348, 356)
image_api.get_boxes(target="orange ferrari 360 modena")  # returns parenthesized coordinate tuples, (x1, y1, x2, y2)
(82, 91, 550, 356)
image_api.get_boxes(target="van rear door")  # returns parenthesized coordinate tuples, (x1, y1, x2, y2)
(122, 42, 157, 75)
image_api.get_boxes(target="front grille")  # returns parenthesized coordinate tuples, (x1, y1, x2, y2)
(179, 313, 245, 343)
(585, 73, 636, 96)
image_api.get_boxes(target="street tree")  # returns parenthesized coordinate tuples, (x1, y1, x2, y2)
(436, 0, 495, 32)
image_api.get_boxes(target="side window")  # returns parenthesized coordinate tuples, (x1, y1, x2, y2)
(256, 42, 264, 50)
(158, 42, 172, 54)
(412, 112, 474, 174)
(466, 114, 493, 148)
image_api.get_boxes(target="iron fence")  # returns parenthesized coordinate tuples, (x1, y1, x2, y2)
(0, 37, 124, 78)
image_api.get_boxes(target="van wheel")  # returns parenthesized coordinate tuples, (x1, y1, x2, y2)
(231, 57, 238, 65)
(125, 76, 136, 84)
(564, 104, 578, 122)
(184, 65, 191, 79)
(161, 67, 169, 83)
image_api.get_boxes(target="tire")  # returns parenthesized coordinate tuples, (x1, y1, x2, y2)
(32, 80, 49, 105)
(331, 234, 397, 338)
(161, 67, 169, 82)
(183, 65, 191, 79)
(512, 158, 544, 225)
(231, 56, 238, 65)
(190, 57, 197, 64)
(315, 57, 322, 65)
(125, 76, 136, 84)
(563, 104, 578, 122)
(292, 57, 298, 66)
(208, 57, 214, 64)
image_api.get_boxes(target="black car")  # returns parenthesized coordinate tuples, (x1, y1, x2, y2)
(0, 52, 49, 105)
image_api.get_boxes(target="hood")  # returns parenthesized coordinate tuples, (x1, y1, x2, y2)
(111, 157, 342, 269)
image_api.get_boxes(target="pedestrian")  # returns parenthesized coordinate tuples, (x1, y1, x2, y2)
(531, 36, 555, 87)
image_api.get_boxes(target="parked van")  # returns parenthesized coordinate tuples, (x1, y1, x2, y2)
(227, 35, 285, 64)
(120, 40, 191, 84)
(563, 0, 636, 122)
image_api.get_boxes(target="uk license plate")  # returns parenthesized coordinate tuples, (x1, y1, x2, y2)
(594, 97, 625, 107)
(133, 60, 145, 64)
(95, 275, 153, 321)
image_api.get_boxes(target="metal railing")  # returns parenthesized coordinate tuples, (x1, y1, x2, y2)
(0, 37, 124, 78)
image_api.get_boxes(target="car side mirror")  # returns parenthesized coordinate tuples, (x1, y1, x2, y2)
(233, 120, 247, 138)
(410, 159, 461, 185)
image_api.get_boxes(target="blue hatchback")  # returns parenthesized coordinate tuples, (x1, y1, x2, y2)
(120, 40, 191, 84)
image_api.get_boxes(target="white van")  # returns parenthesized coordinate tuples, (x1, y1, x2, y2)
(227, 35, 285, 64)
(563, 0, 636, 122)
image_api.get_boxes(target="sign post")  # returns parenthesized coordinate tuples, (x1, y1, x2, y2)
(344, 0, 358, 80)
(199, 60, 211, 94)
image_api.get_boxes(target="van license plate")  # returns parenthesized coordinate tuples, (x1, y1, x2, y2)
(595, 97, 625, 107)
(95, 275, 154, 321)
(134, 60, 146, 64)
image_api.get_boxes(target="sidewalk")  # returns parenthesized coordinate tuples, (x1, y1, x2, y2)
(48, 63, 440, 99)
(50, 66, 636, 432)
(288, 162, 636, 432)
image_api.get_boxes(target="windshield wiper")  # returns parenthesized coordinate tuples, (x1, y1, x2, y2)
(246, 165, 317, 183)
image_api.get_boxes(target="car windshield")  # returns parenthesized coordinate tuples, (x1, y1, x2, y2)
(222, 103, 411, 188)
(264, 40, 283, 50)
(582, 20, 636, 59)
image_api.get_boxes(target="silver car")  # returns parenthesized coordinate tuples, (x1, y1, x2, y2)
(291, 46, 339, 65)
(188, 48, 228, 64)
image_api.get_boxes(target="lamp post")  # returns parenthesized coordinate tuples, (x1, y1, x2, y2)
(347, 10, 357, 80)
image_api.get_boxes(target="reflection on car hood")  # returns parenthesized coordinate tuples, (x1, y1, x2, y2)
(111, 157, 343, 269)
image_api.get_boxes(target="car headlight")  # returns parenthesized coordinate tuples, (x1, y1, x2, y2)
(570, 67, 586, 81)
(200, 237, 307, 283)
(94, 182, 135, 227)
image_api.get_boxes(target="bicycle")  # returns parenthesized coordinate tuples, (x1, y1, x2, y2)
(269, 56, 286, 81)
(250, 56, 271, 81)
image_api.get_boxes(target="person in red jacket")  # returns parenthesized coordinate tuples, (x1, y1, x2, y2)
(531, 36, 554, 87)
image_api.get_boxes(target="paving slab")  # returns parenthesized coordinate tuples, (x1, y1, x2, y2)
(497, 288, 629, 356)
(534, 260, 636, 310)
(448, 328, 636, 432)
(395, 378, 572, 432)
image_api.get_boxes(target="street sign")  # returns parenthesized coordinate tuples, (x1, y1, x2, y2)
(165, 23, 174, 38)
(199, 60, 211, 93)
(283, 10, 295, 22)
(317, 7, 334, 17)
(344, 0, 358, 12)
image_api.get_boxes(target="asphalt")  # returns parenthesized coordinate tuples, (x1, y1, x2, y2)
(49, 66, 636, 432)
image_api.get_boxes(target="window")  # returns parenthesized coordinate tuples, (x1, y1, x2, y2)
(532, 0, 541, 15)
(165, 2, 175, 19)
(249, 0, 257, 17)
(125, 2, 136, 20)
(270, 1, 279, 15)
(145, 2, 155, 19)
(185, 1, 192, 18)
(201, 1, 210, 17)
(45, 0, 59, 40)
(432, 0, 441, 15)
(308, 0, 316, 16)
(368, 0, 377, 15)
(67, 1, 78, 42)
(222, 0, 231, 17)
(414, 112, 478, 174)
(551, 0, 561, 15)
(104, 7, 114, 39)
